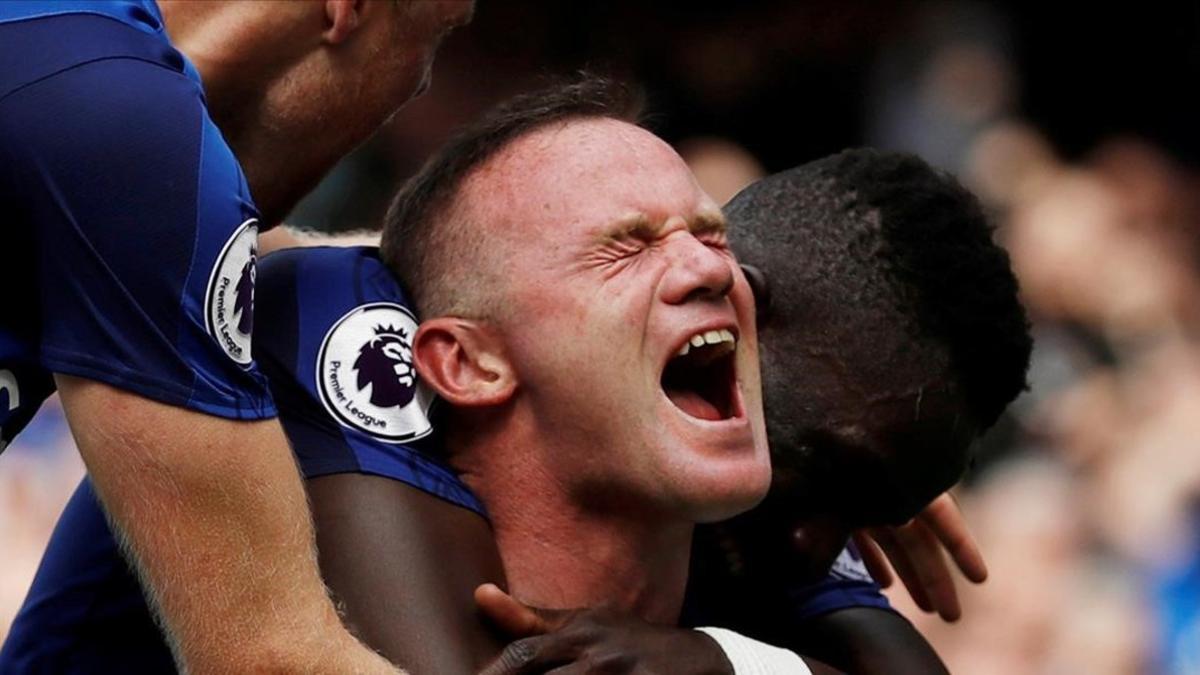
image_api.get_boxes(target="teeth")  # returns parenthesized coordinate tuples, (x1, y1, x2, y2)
(677, 329, 737, 358)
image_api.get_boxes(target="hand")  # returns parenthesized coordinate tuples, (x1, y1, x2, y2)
(852, 492, 987, 622)
(475, 584, 733, 675)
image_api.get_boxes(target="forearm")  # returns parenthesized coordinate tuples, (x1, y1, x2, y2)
(59, 376, 397, 673)
(308, 473, 507, 674)
(788, 608, 948, 675)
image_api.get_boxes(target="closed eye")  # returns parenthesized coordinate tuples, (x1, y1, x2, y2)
(599, 238, 646, 262)
(577, 238, 649, 277)
(696, 231, 731, 254)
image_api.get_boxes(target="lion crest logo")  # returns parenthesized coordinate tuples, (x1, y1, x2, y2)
(352, 324, 416, 409)
(233, 255, 256, 336)
(317, 302, 432, 443)
(205, 219, 258, 366)
(0, 369, 19, 454)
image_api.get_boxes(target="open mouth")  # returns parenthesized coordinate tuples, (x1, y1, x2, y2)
(662, 329, 739, 422)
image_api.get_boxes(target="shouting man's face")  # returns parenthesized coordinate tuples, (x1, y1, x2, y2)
(460, 117, 771, 522)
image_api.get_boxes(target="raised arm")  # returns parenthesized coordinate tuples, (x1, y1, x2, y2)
(788, 607, 947, 675)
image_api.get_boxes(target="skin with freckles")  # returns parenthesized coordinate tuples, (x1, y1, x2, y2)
(459, 119, 768, 515)
(416, 117, 771, 622)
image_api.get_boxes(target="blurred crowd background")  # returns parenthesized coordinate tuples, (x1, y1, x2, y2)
(3, 2, 1198, 672)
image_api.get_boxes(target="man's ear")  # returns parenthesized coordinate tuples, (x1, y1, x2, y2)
(414, 318, 516, 407)
(323, 0, 363, 45)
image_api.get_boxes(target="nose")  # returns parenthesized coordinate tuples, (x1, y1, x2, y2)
(659, 231, 735, 305)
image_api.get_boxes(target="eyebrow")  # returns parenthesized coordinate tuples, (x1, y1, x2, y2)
(600, 211, 727, 243)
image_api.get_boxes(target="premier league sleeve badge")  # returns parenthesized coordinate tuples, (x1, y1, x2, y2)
(316, 302, 434, 443)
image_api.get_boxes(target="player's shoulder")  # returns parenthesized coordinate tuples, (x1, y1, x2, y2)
(258, 245, 413, 312)
(0, 2, 209, 170)
(260, 245, 386, 279)
(257, 246, 419, 380)
(256, 245, 434, 445)
(256, 246, 459, 486)
(256, 247, 405, 368)
(0, 1, 190, 103)
(0, 1, 164, 30)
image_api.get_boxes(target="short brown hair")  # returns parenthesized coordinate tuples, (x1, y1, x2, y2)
(380, 75, 643, 318)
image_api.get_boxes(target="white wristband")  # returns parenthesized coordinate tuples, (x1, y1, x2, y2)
(695, 627, 813, 675)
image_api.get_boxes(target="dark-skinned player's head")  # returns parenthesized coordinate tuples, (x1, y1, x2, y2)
(728, 149, 1032, 529)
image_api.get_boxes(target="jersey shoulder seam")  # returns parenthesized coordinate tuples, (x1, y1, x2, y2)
(0, 53, 189, 108)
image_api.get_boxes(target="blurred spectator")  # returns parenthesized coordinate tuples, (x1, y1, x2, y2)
(0, 397, 83, 642)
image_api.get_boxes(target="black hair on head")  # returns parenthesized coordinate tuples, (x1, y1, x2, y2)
(728, 148, 1032, 434)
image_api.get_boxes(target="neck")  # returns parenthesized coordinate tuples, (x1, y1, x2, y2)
(159, 0, 333, 225)
(453, 418, 694, 624)
(213, 115, 342, 228)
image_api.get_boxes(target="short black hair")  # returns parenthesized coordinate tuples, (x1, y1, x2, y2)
(380, 75, 643, 317)
(730, 149, 1031, 438)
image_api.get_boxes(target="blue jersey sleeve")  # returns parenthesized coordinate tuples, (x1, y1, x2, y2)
(0, 8, 274, 433)
(785, 543, 894, 621)
(683, 532, 894, 631)
(1, 248, 484, 671)
(256, 246, 484, 515)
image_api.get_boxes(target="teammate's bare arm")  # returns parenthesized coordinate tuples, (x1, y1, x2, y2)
(308, 474, 505, 673)
(60, 377, 397, 672)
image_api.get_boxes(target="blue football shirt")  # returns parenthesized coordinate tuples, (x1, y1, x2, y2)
(1, 247, 480, 672)
(0, 0, 275, 456)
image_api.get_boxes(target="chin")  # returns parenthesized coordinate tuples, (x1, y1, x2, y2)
(673, 457, 772, 524)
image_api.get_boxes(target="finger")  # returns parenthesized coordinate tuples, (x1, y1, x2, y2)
(867, 526, 934, 614)
(542, 666, 591, 675)
(889, 520, 962, 622)
(477, 635, 576, 675)
(476, 584, 548, 637)
(919, 493, 988, 583)
(852, 531, 894, 588)
(475, 584, 577, 637)
(544, 650, 637, 675)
